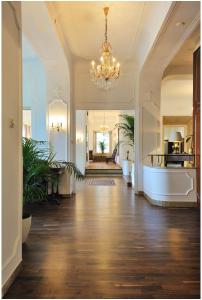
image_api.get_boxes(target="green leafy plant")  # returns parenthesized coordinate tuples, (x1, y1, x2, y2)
(99, 141, 106, 153)
(23, 138, 84, 214)
(115, 114, 134, 147)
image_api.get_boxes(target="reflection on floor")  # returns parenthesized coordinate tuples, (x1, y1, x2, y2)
(86, 161, 122, 170)
(5, 177, 200, 299)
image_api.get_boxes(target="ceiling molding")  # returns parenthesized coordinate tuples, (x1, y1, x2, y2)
(162, 71, 193, 81)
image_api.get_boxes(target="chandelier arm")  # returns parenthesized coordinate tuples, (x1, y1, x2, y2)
(105, 14, 108, 42)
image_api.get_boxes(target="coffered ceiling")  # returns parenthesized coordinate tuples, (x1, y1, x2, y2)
(47, 2, 145, 62)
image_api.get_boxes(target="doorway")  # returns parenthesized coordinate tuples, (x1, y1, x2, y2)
(76, 110, 135, 176)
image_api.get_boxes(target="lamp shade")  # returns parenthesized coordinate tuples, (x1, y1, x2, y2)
(170, 131, 183, 142)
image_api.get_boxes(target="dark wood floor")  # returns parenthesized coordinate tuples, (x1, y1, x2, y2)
(5, 177, 200, 299)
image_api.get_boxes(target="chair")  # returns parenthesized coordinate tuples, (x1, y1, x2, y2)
(106, 147, 117, 164)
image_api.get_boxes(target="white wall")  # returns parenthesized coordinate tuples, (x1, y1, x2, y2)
(2, 2, 22, 288)
(76, 110, 87, 174)
(143, 166, 197, 204)
(22, 46, 47, 141)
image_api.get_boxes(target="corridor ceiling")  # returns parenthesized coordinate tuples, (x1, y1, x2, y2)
(170, 26, 200, 67)
(47, 2, 145, 62)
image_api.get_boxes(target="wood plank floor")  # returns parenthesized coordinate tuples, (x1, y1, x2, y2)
(5, 177, 200, 299)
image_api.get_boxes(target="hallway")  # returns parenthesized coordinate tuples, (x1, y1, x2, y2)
(5, 177, 200, 299)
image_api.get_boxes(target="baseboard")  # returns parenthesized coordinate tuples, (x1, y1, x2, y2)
(135, 190, 144, 195)
(2, 261, 22, 297)
(60, 193, 72, 198)
(143, 192, 197, 208)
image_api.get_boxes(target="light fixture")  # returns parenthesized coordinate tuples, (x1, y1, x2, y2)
(51, 121, 63, 132)
(90, 7, 120, 90)
(170, 131, 183, 154)
(175, 21, 186, 27)
(76, 133, 83, 144)
(170, 131, 183, 142)
(100, 112, 109, 132)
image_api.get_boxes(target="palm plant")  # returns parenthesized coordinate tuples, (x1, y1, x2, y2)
(23, 138, 84, 214)
(99, 141, 106, 154)
(115, 114, 134, 147)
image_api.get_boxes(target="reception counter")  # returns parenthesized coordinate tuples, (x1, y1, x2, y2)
(143, 165, 197, 207)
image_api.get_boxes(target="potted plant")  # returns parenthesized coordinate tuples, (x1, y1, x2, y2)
(99, 141, 106, 154)
(22, 138, 84, 243)
(115, 114, 135, 178)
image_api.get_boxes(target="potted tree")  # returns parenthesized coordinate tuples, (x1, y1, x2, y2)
(115, 114, 135, 180)
(22, 138, 84, 243)
(99, 141, 106, 154)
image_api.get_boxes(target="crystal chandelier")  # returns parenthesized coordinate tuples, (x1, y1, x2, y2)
(100, 112, 109, 132)
(90, 7, 120, 90)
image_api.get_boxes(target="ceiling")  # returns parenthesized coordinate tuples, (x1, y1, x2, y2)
(22, 2, 68, 63)
(47, 2, 145, 62)
(168, 25, 200, 67)
(163, 116, 192, 125)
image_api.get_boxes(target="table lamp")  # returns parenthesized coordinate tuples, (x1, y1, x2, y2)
(170, 131, 183, 154)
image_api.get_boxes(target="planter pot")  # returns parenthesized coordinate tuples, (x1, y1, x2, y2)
(58, 168, 73, 196)
(122, 159, 132, 176)
(22, 215, 32, 244)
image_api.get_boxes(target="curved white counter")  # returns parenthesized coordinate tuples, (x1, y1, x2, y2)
(143, 165, 197, 207)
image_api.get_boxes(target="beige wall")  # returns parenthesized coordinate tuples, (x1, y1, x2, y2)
(74, 61, 136, 110)
(2, 2, 22, 287)
(161, 75, 193, 117)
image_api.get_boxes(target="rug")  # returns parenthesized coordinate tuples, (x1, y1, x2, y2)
(88, 178, 115, 186)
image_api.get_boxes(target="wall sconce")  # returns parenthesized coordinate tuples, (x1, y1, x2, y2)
(51, 122, 63, 132)
(76, 134, 83, 144)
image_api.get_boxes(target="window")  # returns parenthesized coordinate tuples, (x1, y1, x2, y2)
(95, 131, 110, 153)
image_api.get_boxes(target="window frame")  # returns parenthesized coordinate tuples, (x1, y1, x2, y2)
(93, 131, 112, 154)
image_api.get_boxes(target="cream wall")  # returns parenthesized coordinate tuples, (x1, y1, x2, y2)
(2, 2, 22, 288)
(161, 75, 193, 117)
(74, 62, 136, 110)
(160, 75, 193, 153)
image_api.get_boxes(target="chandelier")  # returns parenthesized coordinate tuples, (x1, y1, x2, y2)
(100, 112, 109, 132)
(90, 7, 120, 90)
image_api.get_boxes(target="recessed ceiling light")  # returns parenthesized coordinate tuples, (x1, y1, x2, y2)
(176, 21, 186, 27)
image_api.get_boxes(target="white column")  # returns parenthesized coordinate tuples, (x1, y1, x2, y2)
(2, 2, 22, 289)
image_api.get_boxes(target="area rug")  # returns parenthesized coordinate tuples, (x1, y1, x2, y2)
(88, 178, 115, 186)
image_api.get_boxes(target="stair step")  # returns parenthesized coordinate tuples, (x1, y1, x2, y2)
(85, 169, 122, 175)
